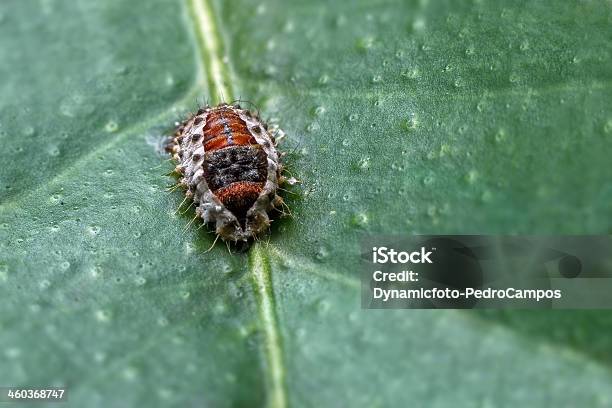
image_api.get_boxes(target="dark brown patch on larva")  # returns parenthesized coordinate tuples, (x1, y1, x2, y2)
(202, 146, 268, 191)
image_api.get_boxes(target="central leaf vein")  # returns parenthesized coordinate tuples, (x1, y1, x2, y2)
(186, 0, 288, 406)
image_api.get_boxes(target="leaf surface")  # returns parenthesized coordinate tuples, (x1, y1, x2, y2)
(1, 0, 611, 407)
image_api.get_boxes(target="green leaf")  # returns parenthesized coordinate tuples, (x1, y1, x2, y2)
(1, 0, 612, 407)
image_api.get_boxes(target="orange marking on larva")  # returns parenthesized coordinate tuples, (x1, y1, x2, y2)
(204, 134, 257, 151)
(214, 181, 265, 218)
(201, 107, 258, 152)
